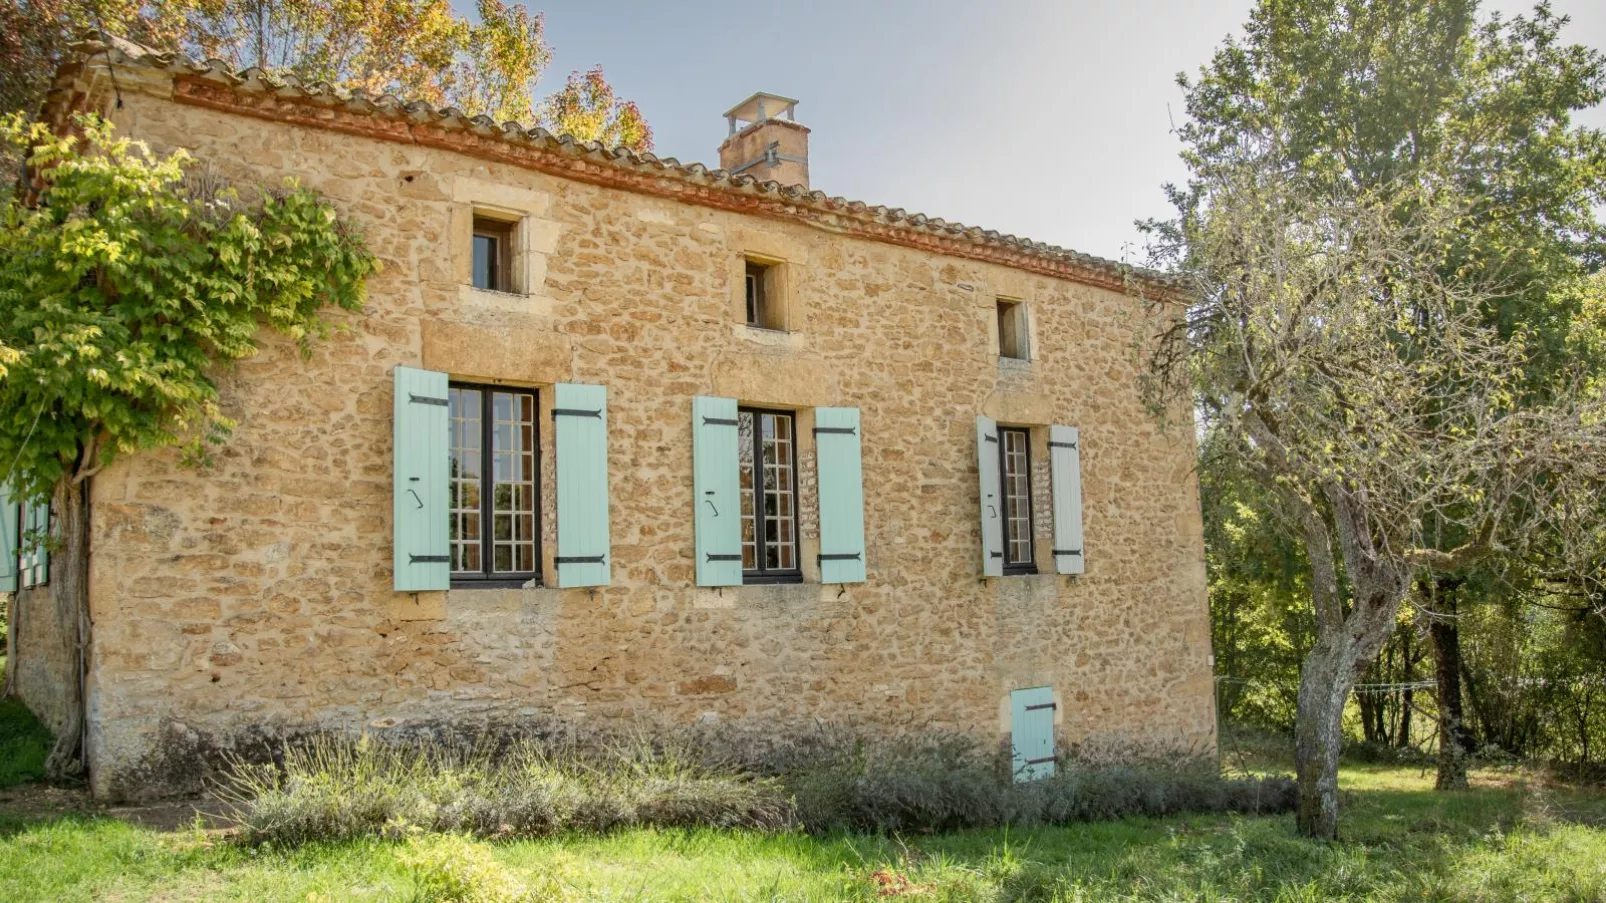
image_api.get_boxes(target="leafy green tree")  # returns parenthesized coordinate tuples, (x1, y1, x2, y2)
(538, 65, 652, 152)
(1140, 143, 1606, 839)
(1158, 0, 1606, 798)
(0, 113, 377, 776)
(0, 1, 651, 149)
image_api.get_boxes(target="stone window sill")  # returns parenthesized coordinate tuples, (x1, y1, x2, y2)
(458, 284, 554, 316)
(733, 323, 806, 349)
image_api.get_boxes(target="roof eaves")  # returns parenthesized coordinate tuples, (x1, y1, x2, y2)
(55, 34, 1183, 298)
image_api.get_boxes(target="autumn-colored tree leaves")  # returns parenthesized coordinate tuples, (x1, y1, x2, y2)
(0, 1, 651, 150)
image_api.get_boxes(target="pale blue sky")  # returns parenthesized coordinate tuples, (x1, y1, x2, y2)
(455, 1, 1606, 264)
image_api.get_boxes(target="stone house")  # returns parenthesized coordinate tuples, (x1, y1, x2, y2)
(2, 38, 1215, 799)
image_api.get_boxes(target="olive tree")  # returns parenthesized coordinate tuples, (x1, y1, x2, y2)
(1135, 154, 1606, 839)
(0, 114, 377, 776)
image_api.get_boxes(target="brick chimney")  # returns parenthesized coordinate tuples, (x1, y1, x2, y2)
(718, 92, 809, 189)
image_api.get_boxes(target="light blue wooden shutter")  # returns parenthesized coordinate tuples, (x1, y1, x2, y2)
(0, 484, 18, 593)
(1010, 686, 1057, 782)
(693, 396, 742, 587)
(814, 406, 866, 584)
(19, 497, 48, 588)
(554, 383, 610, 588)
(393, 366, 450, 591)
(976, 415, 1004, 577)
(1049, 425, 1085, 575)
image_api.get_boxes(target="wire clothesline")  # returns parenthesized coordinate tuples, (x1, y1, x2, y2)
(1215, 676, 1438, 693)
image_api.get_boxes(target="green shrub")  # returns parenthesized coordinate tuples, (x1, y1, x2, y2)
(786, 733, 1296, 834)
(218, 727, 1295, 846)
(0, 698, 52, 788)
(397, 833, 572, 903)
(219, 733, 792, 846)
(787, 734, 1008, 833)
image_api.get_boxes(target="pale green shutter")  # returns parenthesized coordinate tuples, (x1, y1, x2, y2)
(393, 366, 450, 591)
(0, 484, 18, 593)
(976, 415, 1004, 577)
(19, 498, 47, 588)
(1010, 686, 1057, 782)
(814, 406, 866, 584)
(693, 396, 742, 587)
(1049, 425, 1085, 575)
(554, 383, 610, 588)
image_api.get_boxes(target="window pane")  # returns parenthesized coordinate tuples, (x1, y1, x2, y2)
(1002, 429, 1034, 566)
(739, 411, 757, 569)
(744, 410, 797, 574)
(490, 390, 536, 574)
(473, 234, 497, 290)
(449, 387, 484, 575)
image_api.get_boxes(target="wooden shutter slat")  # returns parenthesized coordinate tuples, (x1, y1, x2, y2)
(393, 366, 450, 591)
(1049, 425, 1085, 575)
(0, 484, 17, 593)
(976, 415, 1004, 577)
(554, 383, 610, 588)
(814, 406, 866, 584)
(1010, 686, 1057, 783)
(693, 396, 743, 586)
(17, 497, 47, 589)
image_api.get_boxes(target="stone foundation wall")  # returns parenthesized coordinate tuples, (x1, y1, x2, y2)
(66, 65, 1215, 799)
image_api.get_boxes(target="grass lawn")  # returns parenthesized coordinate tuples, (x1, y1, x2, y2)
(0, 701, 1601, 901)
(0, 764, 1600, 901)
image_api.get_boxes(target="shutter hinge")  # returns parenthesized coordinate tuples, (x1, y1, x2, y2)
(409, 394, 448, 407)
(814, 426, 856, 435)
(984, 433, 999, 443)
(409, 554, 449, 564)
(1025, 702, 1057, 712)
(555, 555, 606, 565)
(1023, 756, 1056, 765)
(702, 417, 739, 426)
(552, 408, 601, 419)
(1052, 549, 1083, 557)
(818, 553, 862, 562)
(1049, 440, 1078, 449)
(705, 553, 742, 562)
(989, 552, 1004, 559)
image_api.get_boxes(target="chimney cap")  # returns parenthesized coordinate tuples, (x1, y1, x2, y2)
(723, 92, 801, 129)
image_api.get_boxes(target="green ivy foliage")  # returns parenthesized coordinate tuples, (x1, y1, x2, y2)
(0, 114, 378, 503)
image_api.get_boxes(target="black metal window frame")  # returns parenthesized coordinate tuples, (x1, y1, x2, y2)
(739, 406, 802, 585)
(999, 426, 1037, 574)
(449, 381, 541, 588)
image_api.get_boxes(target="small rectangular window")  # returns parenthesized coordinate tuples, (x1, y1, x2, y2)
(738, 407, 800, 583)
(1000, 427, 1035, 572)
(997, 299, 1028, 360)
(745, 260, 770, 328)
(449, 383, 538, 583)
(472, 217, 515, 293)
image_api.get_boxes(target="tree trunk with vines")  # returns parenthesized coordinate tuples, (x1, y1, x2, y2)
(43, 478, 89, 779)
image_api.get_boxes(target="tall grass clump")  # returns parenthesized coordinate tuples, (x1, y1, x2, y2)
(217, 727, 1295, 845)
(784, 732, 1297, 834)
(217, 733, 791, 846)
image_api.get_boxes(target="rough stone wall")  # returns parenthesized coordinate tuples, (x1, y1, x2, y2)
(74, 69, 1215, 798)
(6, 586, 75, 736)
